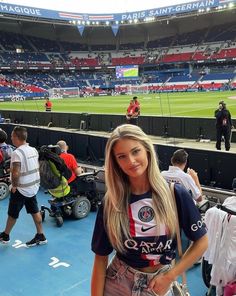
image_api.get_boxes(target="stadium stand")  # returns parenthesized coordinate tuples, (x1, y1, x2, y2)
(0, 6, 235, 98)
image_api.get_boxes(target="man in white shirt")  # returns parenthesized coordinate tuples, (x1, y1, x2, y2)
(161, 149, 202, 203)
(0, 126, 47, 247)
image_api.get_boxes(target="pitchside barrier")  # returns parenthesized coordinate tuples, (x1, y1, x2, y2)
(1, 110, 235, 142)
(201, 185, 236, 205)
(1, 123, 236, 191)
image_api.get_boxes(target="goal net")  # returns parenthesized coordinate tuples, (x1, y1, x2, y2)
(126, 84, 149, 95)
(49, 87, 80, 98)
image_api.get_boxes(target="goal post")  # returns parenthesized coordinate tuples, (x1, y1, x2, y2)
(48, 87, 80, 98)
(126, 84, 149, 95)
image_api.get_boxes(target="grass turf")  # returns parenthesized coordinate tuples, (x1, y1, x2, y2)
(0, 91, 236, 118)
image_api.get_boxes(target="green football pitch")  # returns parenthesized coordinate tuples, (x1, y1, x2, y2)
(0, 91, 236, 118)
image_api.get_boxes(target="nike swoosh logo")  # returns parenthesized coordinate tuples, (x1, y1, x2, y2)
(141, 225, 156, 232)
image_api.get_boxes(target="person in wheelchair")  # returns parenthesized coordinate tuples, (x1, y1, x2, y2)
(39, 145, 99, 226)
(0, 129, 14, 177)
(56, 140, 83, 195)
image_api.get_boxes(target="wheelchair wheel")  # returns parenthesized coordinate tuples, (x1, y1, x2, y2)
(55, 215, 63, 227)
(202, 258, 212, 288)
(0, 182, 9, 200)
(72, 196, 91, 219)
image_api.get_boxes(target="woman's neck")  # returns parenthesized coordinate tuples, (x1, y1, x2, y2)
(129, 176, 150, 195)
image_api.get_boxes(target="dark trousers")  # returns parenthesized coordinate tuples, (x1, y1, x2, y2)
(216, 127, 231, 151)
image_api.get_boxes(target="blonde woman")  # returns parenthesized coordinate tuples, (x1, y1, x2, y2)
(91, 124, 208, 296)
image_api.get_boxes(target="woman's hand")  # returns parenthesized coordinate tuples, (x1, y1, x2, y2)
(149, 272, 174, 296)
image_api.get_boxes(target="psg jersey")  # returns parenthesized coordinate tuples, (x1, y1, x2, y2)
(91, 183, 207, 268)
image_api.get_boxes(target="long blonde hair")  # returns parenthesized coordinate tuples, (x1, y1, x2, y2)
(104, 124, 177, 253)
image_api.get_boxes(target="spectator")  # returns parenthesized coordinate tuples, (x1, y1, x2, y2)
(91, 124, 207, 296)
(0, 129, 14, 164)
(0, 126, 47, 247)
(161, 149, 203, 203)
(56, 140, 83, 193)
(215, 101, 233, 151)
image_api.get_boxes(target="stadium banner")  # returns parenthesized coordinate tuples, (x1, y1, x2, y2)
(0, 0, 233, 23)
(111, 24, 119, 36)
(77, 25, 85, 35)
(0, 93, 47, 102)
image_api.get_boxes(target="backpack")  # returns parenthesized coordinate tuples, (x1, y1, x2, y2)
(39, 160, 61, 190)
(38, 145, 72, 190)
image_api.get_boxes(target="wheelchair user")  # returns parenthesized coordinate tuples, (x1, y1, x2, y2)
(0, 129, 14, 176)
(56, 140, 84, 195)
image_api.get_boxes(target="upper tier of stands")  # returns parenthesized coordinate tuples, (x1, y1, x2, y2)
(0, 20, 235, 68)
(1, 41, 236, 69)
(0, 21, 236, 95)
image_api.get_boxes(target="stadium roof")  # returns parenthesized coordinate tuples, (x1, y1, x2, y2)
(3, 0, 203, 13)
(0, 0, 235, 26)
(2, 0, 205, 13)
(0, 7, 235, 44)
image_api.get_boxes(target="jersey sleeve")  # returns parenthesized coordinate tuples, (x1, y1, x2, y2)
(174, 183, 207, 241)
(91, 203, 114, 256)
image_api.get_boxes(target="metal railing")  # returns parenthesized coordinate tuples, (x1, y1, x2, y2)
(202, 185, 236, 204)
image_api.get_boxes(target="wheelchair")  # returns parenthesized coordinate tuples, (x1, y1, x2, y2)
(0, 159, 11, 201)
(40, 170, 105, 227)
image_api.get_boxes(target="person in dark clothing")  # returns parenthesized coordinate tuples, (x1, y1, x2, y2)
(215, 101, 233, 151)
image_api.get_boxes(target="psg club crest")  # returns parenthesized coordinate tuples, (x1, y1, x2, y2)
(138, 206, 154, 222)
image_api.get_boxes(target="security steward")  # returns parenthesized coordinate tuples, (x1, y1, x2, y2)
(215, 101, 233, 151)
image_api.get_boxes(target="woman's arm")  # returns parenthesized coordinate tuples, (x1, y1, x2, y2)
(149, 234, 208, 296)
(91, 254, 109, 296)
